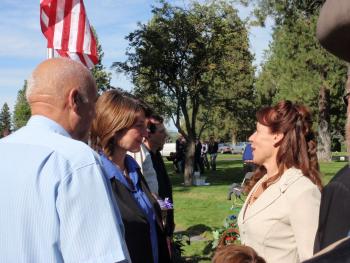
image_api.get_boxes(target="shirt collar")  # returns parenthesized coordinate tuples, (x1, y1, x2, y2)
(99, 153, 141, 191)
(125, 154, 140, 172)
(27, 115, 71, 138)
(99, 153, 119, 179)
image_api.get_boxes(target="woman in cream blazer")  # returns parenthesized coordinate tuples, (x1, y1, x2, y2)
(238, 101, 322, 263)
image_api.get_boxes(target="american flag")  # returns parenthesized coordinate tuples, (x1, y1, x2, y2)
(40, 0, 98, 68)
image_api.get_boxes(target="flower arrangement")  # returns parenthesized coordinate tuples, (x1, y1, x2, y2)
(212, 213, 240, 248)
(221, 214, 240, 245)
(211, 188, 244, 250)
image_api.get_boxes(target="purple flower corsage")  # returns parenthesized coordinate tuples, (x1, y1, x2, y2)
(157, 197, 173, 210)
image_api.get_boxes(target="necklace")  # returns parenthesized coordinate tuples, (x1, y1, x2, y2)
(248, 176, 268, 206)
(242, 177, 267, 219)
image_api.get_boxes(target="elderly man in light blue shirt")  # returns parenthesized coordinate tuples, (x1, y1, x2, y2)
(0, 58, 130, 263)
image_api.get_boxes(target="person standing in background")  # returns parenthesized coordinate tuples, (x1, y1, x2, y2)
(201, 140, 210, 171)
(208, 136, 219, 171)
(242, 143, 256, 175)
(175, 135, 186, 173)
(194, 138, 203, 173)
(143, 115, 175, 238)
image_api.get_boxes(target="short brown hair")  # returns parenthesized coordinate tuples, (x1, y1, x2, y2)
(212, 245, 266, 263)
(90, 90, 145, 157)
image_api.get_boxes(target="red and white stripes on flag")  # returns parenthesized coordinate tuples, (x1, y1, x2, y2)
(40, 0, 98, 68)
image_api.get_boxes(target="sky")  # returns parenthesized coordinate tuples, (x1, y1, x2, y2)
(0, 0, 273, 127)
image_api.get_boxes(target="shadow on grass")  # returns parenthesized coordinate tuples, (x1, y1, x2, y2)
(187, 224, 212, 236)
(174, 187, 195, 193)
(205, 167, 244, 185)
(175, 224, 212, 238)
(166, 159, 246, 187)
(174, 224, 214, 262)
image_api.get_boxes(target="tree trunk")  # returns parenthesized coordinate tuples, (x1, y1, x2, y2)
(317, 86, 331, 162)
(183, 139, 195, 186)
(231, 129, 237, 145)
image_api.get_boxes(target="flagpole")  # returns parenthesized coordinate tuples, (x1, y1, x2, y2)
(40, 0, 98, 67)
(47, 48, 54, 59)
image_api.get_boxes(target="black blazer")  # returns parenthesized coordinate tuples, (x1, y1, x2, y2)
(305, 237, 350, 263)
(110, 169, 171, 263)
(314, 165, 350, 253)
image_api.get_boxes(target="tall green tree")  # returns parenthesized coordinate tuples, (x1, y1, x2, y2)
(250, 0, 347, 161)
(199, 108, 254, 143)
(0, 103, 11, 137)
(91, 28, 112, 93)
(13, 80, 31, 130)
(240, 0, 325, 26)
(114, 1, 255, 184)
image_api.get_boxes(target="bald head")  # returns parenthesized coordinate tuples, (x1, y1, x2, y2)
(27, 58, 95, 105)
(27, 58, 97, 141)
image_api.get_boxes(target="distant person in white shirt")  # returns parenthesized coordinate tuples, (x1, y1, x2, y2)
(0, 58, 130, 263)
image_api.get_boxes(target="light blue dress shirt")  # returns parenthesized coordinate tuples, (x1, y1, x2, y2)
(0, 115, 130, 263)
(101, 154, 159, 263)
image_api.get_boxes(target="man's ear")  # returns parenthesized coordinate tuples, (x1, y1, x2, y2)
(145, 129, 151, 140)
(68, 88, 80, 112)
(274, 132, 284, 146)
(143, 131, 151, 140)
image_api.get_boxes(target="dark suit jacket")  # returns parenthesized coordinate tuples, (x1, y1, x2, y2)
(314, 165, 350, 253)
(305, 237, 350, 263)
(110, 169, 171, 263)
(150, 151, 175, 236)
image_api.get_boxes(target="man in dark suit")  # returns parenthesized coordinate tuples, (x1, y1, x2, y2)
(314, 0, 350, 253)
(144, 114, 175, 238)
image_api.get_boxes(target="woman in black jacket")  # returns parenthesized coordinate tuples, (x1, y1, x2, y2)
(91, 90, 171, 263)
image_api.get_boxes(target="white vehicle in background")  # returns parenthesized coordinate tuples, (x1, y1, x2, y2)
(218, 143, 233, 154)
(231, 142, 248, 154)
(160, 143, 176, 157)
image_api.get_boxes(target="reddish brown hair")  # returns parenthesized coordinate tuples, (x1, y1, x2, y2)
(212, 244, 266, 263)
(245, 100, 322, 193)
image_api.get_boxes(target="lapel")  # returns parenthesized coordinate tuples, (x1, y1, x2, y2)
(242, 177, 281, 222)
(242, 167, 303, 223)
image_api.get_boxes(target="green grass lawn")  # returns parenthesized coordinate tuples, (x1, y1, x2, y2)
(320, 160, 347, 184)
(167, 154, 347, 262)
